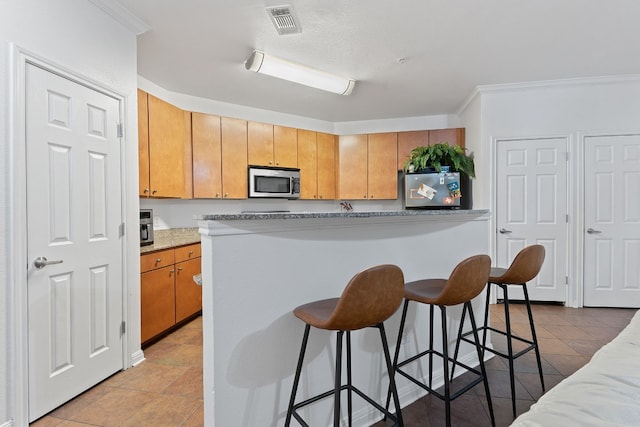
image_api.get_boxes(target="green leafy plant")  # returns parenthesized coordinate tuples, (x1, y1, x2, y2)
(403, 143, 475, 178)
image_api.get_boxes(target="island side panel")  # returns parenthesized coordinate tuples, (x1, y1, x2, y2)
(200, 214, 490, 426)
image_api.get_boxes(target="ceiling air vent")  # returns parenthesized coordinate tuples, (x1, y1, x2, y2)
(265, 5, 301, 35)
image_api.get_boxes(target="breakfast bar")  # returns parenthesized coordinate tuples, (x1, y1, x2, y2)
(197, 209, 490, 426)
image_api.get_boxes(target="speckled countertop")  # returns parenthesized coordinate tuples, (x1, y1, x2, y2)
(140, 227, 200, 254)
(196, 209, 489, 221)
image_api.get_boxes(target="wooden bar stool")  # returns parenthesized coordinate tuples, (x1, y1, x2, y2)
(389, 255, 495, 427)
(285, 264, 405, 427)
(452, 244, 546, 418)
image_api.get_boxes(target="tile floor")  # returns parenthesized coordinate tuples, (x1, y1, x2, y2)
(31, 304, 636, 427)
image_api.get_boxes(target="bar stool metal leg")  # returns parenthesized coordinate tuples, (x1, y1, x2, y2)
(523, 285, 545, 393)
(285, 325, 311, 427)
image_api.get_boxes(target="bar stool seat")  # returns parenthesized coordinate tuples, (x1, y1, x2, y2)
(285, 264, 405, 427)
(389, 255, 495, 427)
(453, 244, 546, 418)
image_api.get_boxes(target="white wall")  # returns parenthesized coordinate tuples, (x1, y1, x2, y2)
(464, 76, 640, 211)
(1, 0, 138, 424)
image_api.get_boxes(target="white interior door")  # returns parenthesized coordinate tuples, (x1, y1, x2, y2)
(496, 138, 568, 302)
(583, 135, 640, 307)
(26, 63, 124, 421)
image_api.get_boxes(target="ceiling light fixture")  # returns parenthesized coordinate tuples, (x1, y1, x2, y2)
(244, 50, 356, 96)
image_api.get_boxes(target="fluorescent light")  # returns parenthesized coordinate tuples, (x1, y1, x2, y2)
(245, 50, 356, 96)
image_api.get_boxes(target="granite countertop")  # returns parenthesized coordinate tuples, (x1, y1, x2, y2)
(140, 227, 200, 254)
(196, 209, 489, 221)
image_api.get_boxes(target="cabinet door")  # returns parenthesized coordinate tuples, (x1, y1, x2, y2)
(429, 128, 465, 148)
(247, 121, 274, 166)
(397, 130, 428, 171)
(368, 133, 398, 199)
(297, 129, 317, 199)
(141, 266, 176, 343)
(221, 117, 248, 198)
(337, 134, 368, 199)
(175, 258, 202, 323)
(192, 113, 222, 198)
(148, 95, 187, 198)
(317, 132, 336, 200)
(138, 89, 150, 197)
(274, 125, 298, 168)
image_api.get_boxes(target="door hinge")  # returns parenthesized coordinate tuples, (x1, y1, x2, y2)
(565, 276, 569, 285)
(120, 321, 126, 336)
(117, 123, 124, 138)
(566, 214, 569, 223)
(565, 151, 569, 161)
(119, 222, 125, 238)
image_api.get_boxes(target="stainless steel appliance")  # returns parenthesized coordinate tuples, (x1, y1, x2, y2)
(140, 209, 154, 246)
(248, 165, 300, 199)
(404, 172, 461, 208)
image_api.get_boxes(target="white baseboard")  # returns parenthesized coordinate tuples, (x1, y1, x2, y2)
(1, 419, 15, 427)
(130, 349, 145, 367)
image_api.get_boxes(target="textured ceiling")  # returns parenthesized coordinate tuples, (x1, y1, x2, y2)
(121, 0, 640, 122)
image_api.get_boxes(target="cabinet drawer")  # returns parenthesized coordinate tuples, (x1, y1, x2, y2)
(141, 249, 175, 273)
(175, 243, 201, 263)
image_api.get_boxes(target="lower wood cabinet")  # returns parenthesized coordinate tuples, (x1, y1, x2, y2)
(140, 243, 202, 344)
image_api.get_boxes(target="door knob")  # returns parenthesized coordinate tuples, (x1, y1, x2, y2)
(586, 228, 602, 234)
(499, 228, 513, 234)
(33, 256, 63, 269)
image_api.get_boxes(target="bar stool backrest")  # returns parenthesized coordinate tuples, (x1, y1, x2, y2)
(495, 245, 545, 285)
(437, 255, 491, 306)
(326, 264, 405, 331)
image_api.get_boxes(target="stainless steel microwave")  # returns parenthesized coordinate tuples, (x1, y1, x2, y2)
(248, 165, 300, 199)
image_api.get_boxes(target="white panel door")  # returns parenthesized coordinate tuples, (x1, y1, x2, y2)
(583, 135, 640, 307)
(496, 138, 568, 302)
(26, 63, 124, 421)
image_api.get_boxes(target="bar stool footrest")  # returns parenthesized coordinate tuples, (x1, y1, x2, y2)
(460, 326, 538, 360)
(290, 384, 402, 426)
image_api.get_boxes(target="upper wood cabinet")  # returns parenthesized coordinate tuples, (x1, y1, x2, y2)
(221, 117, 248, 199)
(368, 133, 398, 199)
(298, 130, 336, 200)
(138, 90, 192, 198)
(273, 125, 298, 168)
(337, 133, 397, 200)
(192, 114, 248, 199)
(316, 132, 337, 200)
(248, 122, 298, 167)
(396, 128, 465, 170)
(192, 112, 222, 198)
(138, 89, 150, 197)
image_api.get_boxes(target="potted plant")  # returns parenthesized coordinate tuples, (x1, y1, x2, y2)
(403, 143, 475, 178)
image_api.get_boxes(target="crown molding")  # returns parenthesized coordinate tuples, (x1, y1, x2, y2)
(87, 0, 149, 35)
(476, 74, 640, 94)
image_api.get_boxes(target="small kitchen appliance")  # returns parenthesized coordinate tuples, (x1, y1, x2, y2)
(248, 165, 300, 199)
(140, 209, 154, 246)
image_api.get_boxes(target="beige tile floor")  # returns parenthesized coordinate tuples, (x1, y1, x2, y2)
(31, 304, 637, 427)
(31, 316, 204, 427)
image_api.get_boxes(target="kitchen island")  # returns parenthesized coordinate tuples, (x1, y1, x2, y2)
(197, 209, 490, 427)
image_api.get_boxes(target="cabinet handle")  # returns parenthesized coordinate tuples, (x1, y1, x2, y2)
(224, 193, 228, 198)
(144, 188, 149, 194)
(370, 195, 374, 199)
(178, 267, 183, 271)
(215, 193, 220, 198)
(269, 161, 273, 165)
(319, 195, 323, 199)
(188, 251, 193, 255)
(363, 195, 367, 199)
(169, 269, 175, 273)
(152, 189, 158, 195)
(155, 258, 161, 263)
